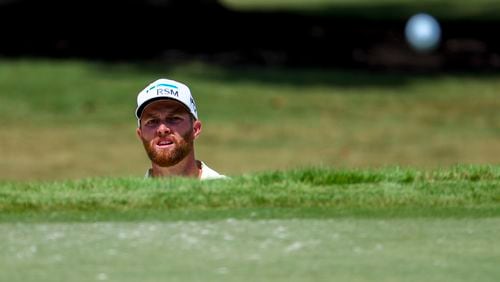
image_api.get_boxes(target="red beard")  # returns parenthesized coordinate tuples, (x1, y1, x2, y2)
(142, 130, 194, 167)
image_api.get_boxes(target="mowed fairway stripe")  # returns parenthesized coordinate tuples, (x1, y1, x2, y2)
(1, 218, 499, 282)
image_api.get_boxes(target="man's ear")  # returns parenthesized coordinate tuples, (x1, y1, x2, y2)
(136, 127, 142, 139)
(193, 120, 202, 139)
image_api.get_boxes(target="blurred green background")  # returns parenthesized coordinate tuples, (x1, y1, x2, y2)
(0, 0, 499, 181)
(1, 59, 498, 181)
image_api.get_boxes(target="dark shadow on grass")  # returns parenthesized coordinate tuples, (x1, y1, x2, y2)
(85, 60, 500, 89)
(238, 1, 500, 21)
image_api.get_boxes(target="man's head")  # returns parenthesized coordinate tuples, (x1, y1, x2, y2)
(136, 79, 202, 168)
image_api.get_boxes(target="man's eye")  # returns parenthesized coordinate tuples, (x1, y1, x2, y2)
(167, 117, 182, 122)
(145, 119, 158, 126)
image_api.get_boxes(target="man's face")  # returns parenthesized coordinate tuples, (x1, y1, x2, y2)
(136, 100, 201, 167)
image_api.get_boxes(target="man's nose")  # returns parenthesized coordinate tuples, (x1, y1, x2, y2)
(157, 123, 171, 136)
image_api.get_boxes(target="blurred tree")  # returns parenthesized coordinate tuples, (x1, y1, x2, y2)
(1, 0, 499, 71)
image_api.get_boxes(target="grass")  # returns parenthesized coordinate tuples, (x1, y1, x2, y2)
(2, 218, 499, 282)
(0, 59, 499, 181)
(0, 58, 498, 280)
(1, 165, 499, 282)
(1, 165, 499, 221)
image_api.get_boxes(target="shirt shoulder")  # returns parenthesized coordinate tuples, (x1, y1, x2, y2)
(200, 161, 228, 180)
(144, 162, 228, 180)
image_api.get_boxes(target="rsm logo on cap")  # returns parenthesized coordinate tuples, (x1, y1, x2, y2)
(157, 87, 179, 97)
(145, 83, 180, 97)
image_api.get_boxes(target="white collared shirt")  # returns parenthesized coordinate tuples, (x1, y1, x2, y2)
(145, 161, 227, 180)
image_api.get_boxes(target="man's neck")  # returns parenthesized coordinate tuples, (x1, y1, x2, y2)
(150, 157, 201, 179)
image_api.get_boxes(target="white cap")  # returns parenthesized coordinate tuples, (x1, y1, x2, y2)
(135, 78, 198, 122)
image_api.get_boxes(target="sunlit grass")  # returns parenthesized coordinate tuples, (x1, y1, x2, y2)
(1, 165, 499, 221)
(0, 59, 499, 180)
(2, 218, 499, 282)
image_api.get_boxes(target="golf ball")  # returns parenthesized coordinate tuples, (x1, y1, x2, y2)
(405, 13, 441, 53)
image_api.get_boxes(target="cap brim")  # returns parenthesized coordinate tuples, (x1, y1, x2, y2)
(135, 97, 195, 120)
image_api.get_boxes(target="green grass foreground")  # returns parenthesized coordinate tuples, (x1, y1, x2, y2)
(2, 165, 499, 221)
(2, 165, 499, 282)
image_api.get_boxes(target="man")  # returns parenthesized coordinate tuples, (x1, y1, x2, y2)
(135, 78, 226, 180)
